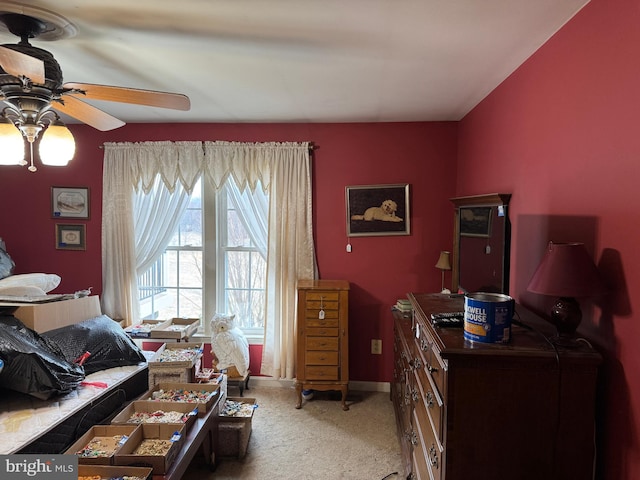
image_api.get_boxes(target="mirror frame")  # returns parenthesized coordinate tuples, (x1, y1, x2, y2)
(450, 193, 512, 294)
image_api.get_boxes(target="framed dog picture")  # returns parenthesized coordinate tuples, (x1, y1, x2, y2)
(346, 184, 410, 237)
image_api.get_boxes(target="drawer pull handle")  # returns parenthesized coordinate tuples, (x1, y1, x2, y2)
(429, 445, 439, 468)
(405, 429, 418, 446)
(426, 390, 434, 408)
(411, 357, 422, 370)
(427, 364, 438, 374)
(420, 338, 430, 352)
(411, 387, 419, 402)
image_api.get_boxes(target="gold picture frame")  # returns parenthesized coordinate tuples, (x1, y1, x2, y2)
(55, 224, 86, 251)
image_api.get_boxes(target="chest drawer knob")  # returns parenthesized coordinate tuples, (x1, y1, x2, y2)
(405, 429, 418, 446)
(429, 445, 439, 468)
(411, 387, 420, 402)
(408, 357, 422, 370)
(426, 390, 434, 408)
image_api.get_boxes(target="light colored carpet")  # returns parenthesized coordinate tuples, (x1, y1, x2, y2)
(183, 383, 404, 480)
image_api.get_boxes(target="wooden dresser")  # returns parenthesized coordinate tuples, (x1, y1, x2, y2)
(392, 293, 601, 480)
(295, 279, 350, 410)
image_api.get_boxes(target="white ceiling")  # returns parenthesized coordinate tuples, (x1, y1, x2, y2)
(0, 0, 589, 125)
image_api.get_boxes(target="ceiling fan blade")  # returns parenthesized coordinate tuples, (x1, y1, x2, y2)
(0, 46, 45, 84)
(53, 95, 125, 131)
(63, 82, 190, 111)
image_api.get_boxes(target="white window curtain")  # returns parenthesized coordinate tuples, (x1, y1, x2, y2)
(225, 177, 268, 259)
(101, 141, 203, 322)
(102, 140, 316, 380)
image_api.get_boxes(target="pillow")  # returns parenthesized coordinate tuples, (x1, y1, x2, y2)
(0, 285, 47, 297)
(0, 273, 61, 293)
(0, 245, 15, 280)
(42, 315, 147, 375)
(0, 315, 85, 400)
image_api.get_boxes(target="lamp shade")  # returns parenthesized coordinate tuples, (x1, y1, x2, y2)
(435, 251, 451, 270)
(39, 121, 75, 166)
(0, 118, 25, 165)
(527, 242, 605, 298)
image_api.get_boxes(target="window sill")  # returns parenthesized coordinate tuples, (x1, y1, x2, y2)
(191, 331, 264, 346)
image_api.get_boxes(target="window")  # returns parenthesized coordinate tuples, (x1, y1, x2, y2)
(137, 176, 267, 340)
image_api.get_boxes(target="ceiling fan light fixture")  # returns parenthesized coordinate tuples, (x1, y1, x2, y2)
(39, 119, 75, 166)
(0, 115, 25, 165)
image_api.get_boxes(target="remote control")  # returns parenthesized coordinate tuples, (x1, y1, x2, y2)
(430, 312, 465, 327)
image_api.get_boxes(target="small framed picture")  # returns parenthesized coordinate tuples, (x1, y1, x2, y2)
(459, 206, 493, 237)
(51, 186, 90, 219)
(55, 224, 86, 251)
(346, 184, 410, 237)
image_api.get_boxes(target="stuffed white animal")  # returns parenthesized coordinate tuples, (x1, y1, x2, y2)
(210, 313, 250, 377)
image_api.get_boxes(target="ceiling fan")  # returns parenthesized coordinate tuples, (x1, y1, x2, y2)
(0, 11, 190, 171)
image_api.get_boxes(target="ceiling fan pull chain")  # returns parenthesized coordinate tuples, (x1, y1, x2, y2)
(27, 141, 36, 172)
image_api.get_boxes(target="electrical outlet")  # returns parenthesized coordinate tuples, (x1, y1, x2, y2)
(371, 339, 382, 355)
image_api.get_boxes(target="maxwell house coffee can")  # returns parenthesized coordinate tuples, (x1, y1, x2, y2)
(464, 292, 514, 343)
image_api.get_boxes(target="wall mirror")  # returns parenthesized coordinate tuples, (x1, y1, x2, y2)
(450, 193, 512, 294)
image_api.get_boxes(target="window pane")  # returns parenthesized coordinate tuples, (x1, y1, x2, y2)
(163, 250, 178, 287)
(250, 252, 266, 289)
(178, 288, 202, 319)
(227, 251, 250, 289)
(226, 209, 251, 247)
(177, 250, 202, 287)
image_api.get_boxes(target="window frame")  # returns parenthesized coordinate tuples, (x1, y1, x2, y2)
(137, 176, 266, 343)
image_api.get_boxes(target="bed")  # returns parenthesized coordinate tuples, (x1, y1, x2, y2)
(0, 362, 148, 454)
(0, 241, 151, 454)
(0, 299, 149, 454)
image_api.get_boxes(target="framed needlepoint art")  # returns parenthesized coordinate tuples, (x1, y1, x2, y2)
(346, 183, 410, 237)
(55, 224, 86, 251)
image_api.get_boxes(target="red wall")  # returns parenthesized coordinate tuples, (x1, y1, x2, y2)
(0, 122, 457, 384)
(458, 0, 639, 478)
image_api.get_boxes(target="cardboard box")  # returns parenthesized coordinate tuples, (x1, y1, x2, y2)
(148, 342, 204, 368)
(140, 382, 220, 417)
(124, 320, 169, 338)
(111, 400, 198, 431)
(65, 424, 140, 465)
(150, 318, 199, 340)
(149, 366, 195, 385)
(77, 464, 153, 480)
(114, 424, 185, 474)
(10, 296, 102, 332)
(219, 397, 257, 423)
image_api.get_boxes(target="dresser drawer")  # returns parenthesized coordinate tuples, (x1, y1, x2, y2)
(305, 307, 340, 319)
(307, 327, 338, 337)
(305, 318, 340, 328)
(305, 291, 340, 303)
(413, 403, 442, 480)
(428, 347, 446, 400)
(306, 365, 339, 380)
(306, 336, 339, 350)
(306, 351, 339, 365)
(415, 362, 443, 444)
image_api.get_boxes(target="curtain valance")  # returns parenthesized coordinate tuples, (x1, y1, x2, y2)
(103, 140, 309, 194)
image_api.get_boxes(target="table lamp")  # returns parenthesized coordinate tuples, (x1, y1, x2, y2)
(435, 250, 452, 293)
(527, 242, 605, 343)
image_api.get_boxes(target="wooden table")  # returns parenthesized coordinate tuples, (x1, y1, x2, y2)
(152, 398, 221, 480)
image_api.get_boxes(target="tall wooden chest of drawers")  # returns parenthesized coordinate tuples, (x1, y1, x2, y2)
(392, 293, 601, 480)
(295, 279, 350, 410)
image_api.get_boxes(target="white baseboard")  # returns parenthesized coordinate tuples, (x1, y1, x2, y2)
(246, 376, 390, 393)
